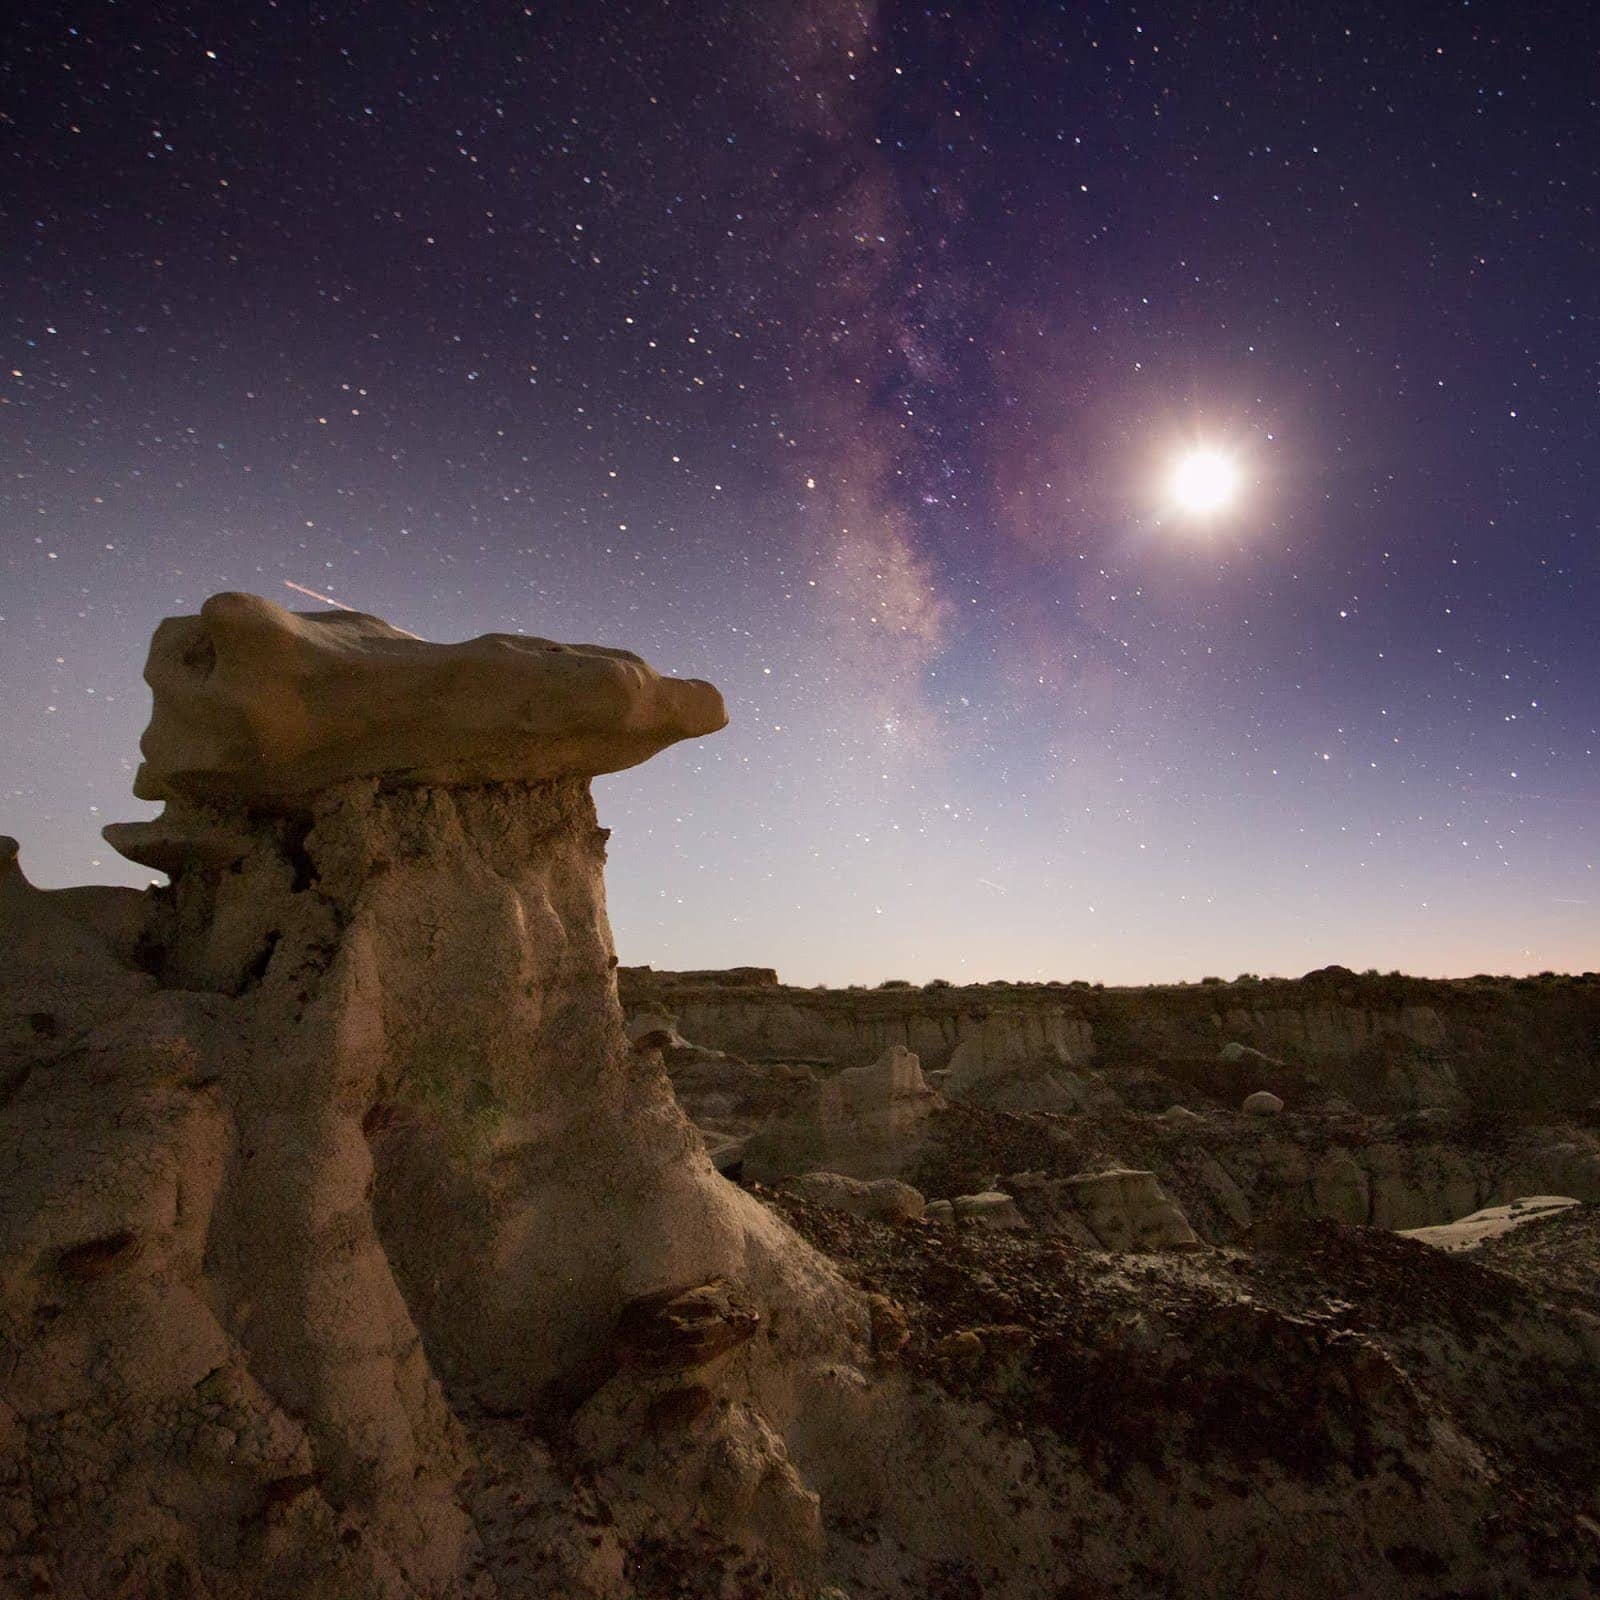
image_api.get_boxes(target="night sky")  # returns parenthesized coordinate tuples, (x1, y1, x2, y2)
(4, 1, 1596, 984)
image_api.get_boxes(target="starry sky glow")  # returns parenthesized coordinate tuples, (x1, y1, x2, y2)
(3, 0, 1597, 983)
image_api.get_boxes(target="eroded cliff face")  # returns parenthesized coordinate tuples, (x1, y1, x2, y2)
(657, 987, 1095, 1075)
(622, 966, 1600, 1114)
(622, 967, 1600, 1244)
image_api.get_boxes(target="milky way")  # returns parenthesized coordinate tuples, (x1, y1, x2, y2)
(3, 1, 1596, 982)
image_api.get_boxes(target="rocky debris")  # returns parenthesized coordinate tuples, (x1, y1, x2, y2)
(865, 1292, 911, 1359)
(763, 1184, 1600, 1599)
(931, 1328, 984, 1366)
(783, 1171, 926, 1224)
(1402, 1195, 1580, 1252)
(1006, 1168, 1202, 1252)
(741, 1045, 942, 1183)
(930, 1321, 1036, 1389)
(1471, 1202, 1600, 1315)
(1243, 1089, 1285, 1115)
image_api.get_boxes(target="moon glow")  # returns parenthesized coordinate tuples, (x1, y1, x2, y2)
(1168, 449, 1240, 517)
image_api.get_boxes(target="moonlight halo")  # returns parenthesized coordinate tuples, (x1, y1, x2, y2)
(1167, 448, 1241, 517)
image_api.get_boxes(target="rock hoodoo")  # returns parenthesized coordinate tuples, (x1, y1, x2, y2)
(0, 595, 859, 1598)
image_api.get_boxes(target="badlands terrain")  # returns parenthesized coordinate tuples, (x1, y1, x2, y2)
(4, 592, 1600, 1598)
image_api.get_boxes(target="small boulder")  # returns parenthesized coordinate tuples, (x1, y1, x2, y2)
(784, 1171, 926, 1224)
(951, 1191, 1028, 1231)
(1243, 1090, 1284, 1116)
(866, 1293, 911, 1359)
(1162, 1104, 1206, 1125)
(933, 1329, 984, 1366)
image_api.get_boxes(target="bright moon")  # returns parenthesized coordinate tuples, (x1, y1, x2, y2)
(1168, 449, 1240, 516)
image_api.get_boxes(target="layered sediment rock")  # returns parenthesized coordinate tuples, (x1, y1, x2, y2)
(123, 590, 727, 811)
(741, 1045, 942, 1182)
(0, 596, 858, 1598)
(1004, 1168, 1202, 1252)
(622, 966, 1600, 1115)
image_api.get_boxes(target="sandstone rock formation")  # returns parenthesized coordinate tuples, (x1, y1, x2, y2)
(741, 1045, 942, 1183)
(1402, 1195, 1580, 1252)
(0, 597, 859, 1599)
(625, 973, 1095, 1078)
(1005, 1169, 1202, 1252)
(623, 966, 1600, 1117)
(623, 1003, 818, 1175)
(940, 1041, 1114, 1116)
(923, 1191, 1029, 1231)
(781, 1172, 926, 1225)
(122, 590, 727, 811)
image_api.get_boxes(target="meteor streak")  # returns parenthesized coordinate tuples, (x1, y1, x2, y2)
(283, 579, 420, 637)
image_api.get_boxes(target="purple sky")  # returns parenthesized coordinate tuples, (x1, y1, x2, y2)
(4, 1, 1596, 982)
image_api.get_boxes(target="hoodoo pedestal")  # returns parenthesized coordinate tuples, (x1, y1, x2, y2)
(0, 595, 863, 1599)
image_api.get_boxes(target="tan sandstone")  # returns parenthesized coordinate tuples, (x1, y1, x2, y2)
(0, 597, 860, 1600)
